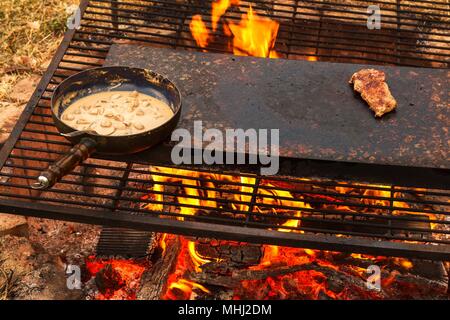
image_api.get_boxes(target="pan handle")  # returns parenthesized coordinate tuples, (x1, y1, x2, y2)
(31, 137, 98, 190)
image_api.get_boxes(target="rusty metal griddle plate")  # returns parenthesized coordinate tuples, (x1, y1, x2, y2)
(105, 45, 449, 170)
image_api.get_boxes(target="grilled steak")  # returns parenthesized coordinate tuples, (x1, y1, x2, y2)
(349, 69, 397, 117)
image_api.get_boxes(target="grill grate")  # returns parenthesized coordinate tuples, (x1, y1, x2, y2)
(82, 0, 450, 67)
(0, 0, 449, 260)
(96, 227, 153, 257)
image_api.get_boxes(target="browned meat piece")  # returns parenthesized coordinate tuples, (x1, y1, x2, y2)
(349, 69, 397, 117)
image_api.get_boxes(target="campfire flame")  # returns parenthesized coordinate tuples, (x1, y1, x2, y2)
(228, 6, 280, 58)
(132, 4, 443, 300)
(162, 235, 213, 300)
(143, 167, 311, 230)
(139, 166, 438, 300)
(189, 15, 210, 49)
(188, 241, 212, 272)
(212, 0, 240, 31)
(81, 4, 442, 300)
(190, 1, 280, 58)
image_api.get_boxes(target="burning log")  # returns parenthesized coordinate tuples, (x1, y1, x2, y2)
(195, 239, 261, 265)
(137, 235, 181, 300)
(186, 264, 326, 289)
(382, 271, 449, 299)
(186, 260, 384, 299)
(187, 272, 240, 289)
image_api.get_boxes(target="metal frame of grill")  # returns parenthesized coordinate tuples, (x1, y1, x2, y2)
(0, 0, 449, 260)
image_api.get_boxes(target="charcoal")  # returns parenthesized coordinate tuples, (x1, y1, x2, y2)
(95, 264, 125, 295)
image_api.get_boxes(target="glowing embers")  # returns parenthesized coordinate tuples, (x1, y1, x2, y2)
(84, 255, 148, 300)
(159, 236, 439, 300)
(137, 167, 447, 300)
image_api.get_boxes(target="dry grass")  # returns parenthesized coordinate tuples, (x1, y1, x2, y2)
(0, 0, 78, 100)
(0, 0, 78, 73)
(0, 261, 18, 300)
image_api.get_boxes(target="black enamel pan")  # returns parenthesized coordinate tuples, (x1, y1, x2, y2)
(31, 66, 182, 190)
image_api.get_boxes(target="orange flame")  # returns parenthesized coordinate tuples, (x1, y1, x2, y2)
(141, 167, 428, 300)
(212, 0, 240, 31)
(228, 6, 280, 58)
(188, 241, 212, 272)
(190, 15, 210, 48)
(167, 278, 210, 299)
(231, 176, 255, 211)
(162, 236, 213, 300)
(190, 3, 280, 58)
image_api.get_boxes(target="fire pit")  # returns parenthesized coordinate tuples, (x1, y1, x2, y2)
(0, 0, 448, 300)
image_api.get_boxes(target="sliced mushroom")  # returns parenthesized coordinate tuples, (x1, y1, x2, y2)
(76, 118, 91, 125)
(62, 113, 75, 121)
(133, 122, 145, 131)
(88, 108, 100, 115)
(100, 119, 112, 128)
(95, 125, 116, 136)
(135, 108, 145, 116)
(113, 114, 124, 122)
(113, 122, 127, 130)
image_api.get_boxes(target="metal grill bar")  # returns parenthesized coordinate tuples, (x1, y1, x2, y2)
(3, 159, 450, 211)
(96, 228, 153, 257)
(0, 197, 445, 261)
(75, 0, 449, 67)
(81, 7, 450, 41)
(76, 21, 448, 65)
(89, 0, 449, 29)
(0, 0, 449, 260)
(1, 158, 449, 240)
(2, 172, 449, 221)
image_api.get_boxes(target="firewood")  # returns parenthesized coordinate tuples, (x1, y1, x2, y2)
(195, 240, 262, 265)
(187, 262, 370, 293)
(187, 272, 240, 289)
(137, 235, 181, 299)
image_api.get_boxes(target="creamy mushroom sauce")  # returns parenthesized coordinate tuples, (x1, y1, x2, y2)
(60, 90, 174, 136)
